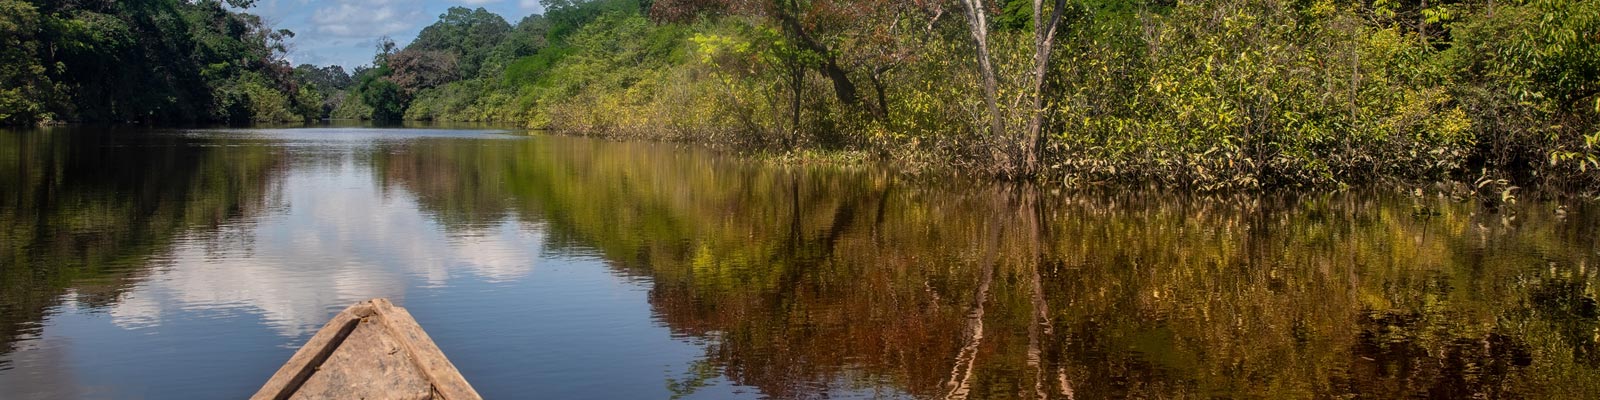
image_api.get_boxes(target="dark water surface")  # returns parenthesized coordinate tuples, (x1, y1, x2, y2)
(1, 127, 1598, 399)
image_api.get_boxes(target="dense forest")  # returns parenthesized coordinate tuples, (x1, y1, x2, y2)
(0, 0, 346, 124)
(2, 0, 1597, 190)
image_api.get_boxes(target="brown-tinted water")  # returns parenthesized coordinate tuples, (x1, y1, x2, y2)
(1, 126, 1597, 399)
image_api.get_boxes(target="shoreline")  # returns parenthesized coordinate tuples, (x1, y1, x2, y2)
(8, 121, 1598, 201)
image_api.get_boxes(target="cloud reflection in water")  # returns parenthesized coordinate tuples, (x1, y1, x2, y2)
(104, 142, 542, 337)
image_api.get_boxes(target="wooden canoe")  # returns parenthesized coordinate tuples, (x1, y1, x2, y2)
(251, 298, 482, 400)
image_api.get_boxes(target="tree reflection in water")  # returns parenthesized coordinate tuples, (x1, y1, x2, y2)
(379, 135, 1599, 398)
(0, 128, 285, 363)
(2, 130, 1595, 398)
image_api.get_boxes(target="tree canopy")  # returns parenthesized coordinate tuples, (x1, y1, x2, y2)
(0, 0, 342, 124)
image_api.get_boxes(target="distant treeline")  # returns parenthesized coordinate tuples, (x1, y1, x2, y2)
(3, 0, 1598, 190)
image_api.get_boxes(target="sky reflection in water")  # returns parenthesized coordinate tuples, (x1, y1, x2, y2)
(0, 127, 1597, 399)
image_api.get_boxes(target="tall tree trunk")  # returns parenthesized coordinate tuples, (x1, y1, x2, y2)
(869, 66, 892, 120)
(790, 54, 803, 149)
(818, 58, 861, 109)
(1025, 0, 1069, 177)
(958, 0, 1004, 140)
(774, 0, 862, 110)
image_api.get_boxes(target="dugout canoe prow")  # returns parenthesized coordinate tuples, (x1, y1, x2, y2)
(251, 298, 481, 400)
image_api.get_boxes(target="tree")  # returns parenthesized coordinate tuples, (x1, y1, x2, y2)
(0, 0, 315, 125)
(294, 64, 353, 92)
(488, 15, 552, 68)
(955, 0, 1003, 141)
(544, 0, 646, 40)
(388, 49, 461, 93)
(1023, 0, 1072, 174)
(652, 0, 877, 115)
(410, 7, 512, 78)
(374, 36, 399, 67)
(957, 0, 1072, 176)
(0, 0, 61, 125)
(293, 64, 353, 117)
(772, 0, 865, 112)
(360, 78, 407, 122)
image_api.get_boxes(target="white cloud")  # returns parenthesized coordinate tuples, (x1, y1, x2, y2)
(245, 0, 542, 68)
(310, 0, 426, 38)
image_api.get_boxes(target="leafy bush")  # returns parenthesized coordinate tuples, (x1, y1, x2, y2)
(1445, 0, 1600, 188)
(3, 0, 312, 125)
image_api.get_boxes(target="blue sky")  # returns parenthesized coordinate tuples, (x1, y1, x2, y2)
(247, 0, 547, 69)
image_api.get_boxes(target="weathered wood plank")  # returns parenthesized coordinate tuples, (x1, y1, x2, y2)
(251, 299, 482, 400)
(290, 322, 433, 400)
(368, 299, 481, 400)
(252, 306, 367, 400)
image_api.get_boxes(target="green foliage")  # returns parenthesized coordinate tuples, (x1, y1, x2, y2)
(292, 64, 352, 119)
(294, 64, 353, 93)
(486, 15, 552, 75)
(341, 66, 411, 122)
(1, 0, 327, 125)
(388, 49, 461, 93)
(0, 0, 63, 125)
(360, 79, 407, 122)
(1036, 0, 1480, 189)
(213, 71, 302, 123)
(632, 0, 1587, 191)
(331, 91, 374, 120)
(361, 0, 1596, 190)
(15, 0, 1594, 190)
(411, 7, 511, 79)
(504, 48, 572, 88)
(542, 0, 648, 42)
(405, 79, 509, 121)
(527, 13, 690, 131)
(1444, 0, 1600, 187)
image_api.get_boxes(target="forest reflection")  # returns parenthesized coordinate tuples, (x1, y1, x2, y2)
(380, 135, 1600, 398)
(0, 128, 285, 361)
(3, 130, 1597, 398)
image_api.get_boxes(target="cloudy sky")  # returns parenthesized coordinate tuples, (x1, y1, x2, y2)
(248, 0, 547, 69)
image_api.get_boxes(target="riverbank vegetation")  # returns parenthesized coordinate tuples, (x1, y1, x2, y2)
(2, 0, 1597, 191)
(0, 0, 346, 124)
(345, 0, 1599, 191)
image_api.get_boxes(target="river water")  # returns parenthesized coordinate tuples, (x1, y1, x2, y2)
(1, 126, 1597, 399)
